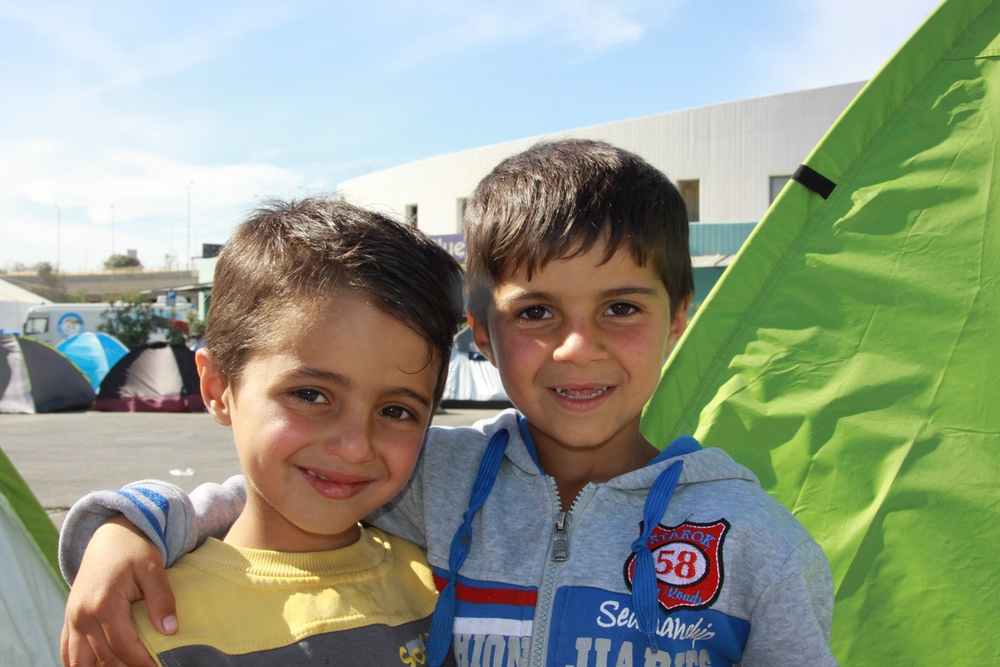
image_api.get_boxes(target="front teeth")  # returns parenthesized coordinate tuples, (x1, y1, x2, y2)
(306, 469, 331, 481)
(555, 387, 607, 399)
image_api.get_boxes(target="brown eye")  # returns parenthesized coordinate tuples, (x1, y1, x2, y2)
(295, 388, 327, 404)
(380, 405, 414, 420)
(605, 302, 638, 317)
(518, 306, 551, 320)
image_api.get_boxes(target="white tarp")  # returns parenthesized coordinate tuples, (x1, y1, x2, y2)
(0, 279, 47, 333)
(442, 348, 508, 403)
(0, 492, 66, 667)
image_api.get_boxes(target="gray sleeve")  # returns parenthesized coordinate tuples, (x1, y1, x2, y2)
(57, 475, 247, 585)
(739, 539, 838, 666)
(189, 475, 247, 547)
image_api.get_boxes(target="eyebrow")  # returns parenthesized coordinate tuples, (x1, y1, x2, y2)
(499, 285, 661, 306)
(285, 367, 433, 408)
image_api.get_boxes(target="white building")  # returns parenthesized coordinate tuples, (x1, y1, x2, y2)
(339, 82, 865, 239)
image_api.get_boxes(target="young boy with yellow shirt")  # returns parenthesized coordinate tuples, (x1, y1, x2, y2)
(60, 196, 463, 666)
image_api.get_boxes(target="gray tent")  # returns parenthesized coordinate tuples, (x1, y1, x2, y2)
(0, 335, 95, 414)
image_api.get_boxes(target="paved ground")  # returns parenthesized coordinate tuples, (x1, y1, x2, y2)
(1, 407, 499, 532)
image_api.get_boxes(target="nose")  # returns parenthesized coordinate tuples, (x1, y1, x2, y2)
(325, 413, 377, 463)
(552, 317, 608, 365)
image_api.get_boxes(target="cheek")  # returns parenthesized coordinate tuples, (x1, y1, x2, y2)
(383, 435, 425, 478)
(234, 406, 309, 456)
(491, 327, 543, 367)
(618, 327, 671, 372)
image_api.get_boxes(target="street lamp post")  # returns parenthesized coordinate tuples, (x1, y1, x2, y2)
(186, 182, 192, 271)
(110, 204, 115, 282)
(54, 205, 61, 273)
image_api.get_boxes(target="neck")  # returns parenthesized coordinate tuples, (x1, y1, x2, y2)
(224, 495, 361, 553)
(529, 420, 659, 510)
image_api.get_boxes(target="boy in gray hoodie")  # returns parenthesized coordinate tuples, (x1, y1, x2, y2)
(60, 139, 836, 667)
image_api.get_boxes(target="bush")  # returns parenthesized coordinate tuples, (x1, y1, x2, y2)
(98, 294, 156, 349)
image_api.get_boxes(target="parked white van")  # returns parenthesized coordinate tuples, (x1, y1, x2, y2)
(21, 304, 112, 347)
(21, 297, 192, 348)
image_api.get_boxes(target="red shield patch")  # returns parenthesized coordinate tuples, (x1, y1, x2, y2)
(624, 519, 730, 612)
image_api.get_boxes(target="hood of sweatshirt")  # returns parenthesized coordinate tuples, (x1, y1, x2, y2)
(465, 409, 759, 493)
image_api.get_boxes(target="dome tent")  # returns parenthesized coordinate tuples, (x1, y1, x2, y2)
(0, 334, 95, 414)
(57, 331, 129, 391)
(92, 342, 205, 413)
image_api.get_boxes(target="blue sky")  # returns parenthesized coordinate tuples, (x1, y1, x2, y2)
(1, 0, 941, 273)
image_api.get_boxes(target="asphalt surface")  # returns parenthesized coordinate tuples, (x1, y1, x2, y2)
(1, 407, 500, 532)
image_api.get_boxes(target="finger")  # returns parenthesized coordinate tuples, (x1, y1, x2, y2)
(136, 560, 177, 636)
(98, 616, 158, 667)
(61, 621, 69, 667)
(62, 622, 97, 667)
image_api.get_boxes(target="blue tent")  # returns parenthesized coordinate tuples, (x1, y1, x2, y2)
(57, 332, 129, 391)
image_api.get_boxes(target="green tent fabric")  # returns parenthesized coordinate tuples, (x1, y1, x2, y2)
(0, 447, 61, 578)
(0, 447, 67, 665)
(641, 0, 999, 664)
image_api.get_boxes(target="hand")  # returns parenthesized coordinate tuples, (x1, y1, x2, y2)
(61, 515, 178, 667)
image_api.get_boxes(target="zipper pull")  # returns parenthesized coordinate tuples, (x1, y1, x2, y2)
(551, 511, 572, 562)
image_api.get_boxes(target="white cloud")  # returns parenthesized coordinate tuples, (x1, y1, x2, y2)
(548, 0, 646, 51)
(374, 0, 665, 77)
(0, 138, 306, 271)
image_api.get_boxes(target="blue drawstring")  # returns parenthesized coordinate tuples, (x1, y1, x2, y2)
(426, 428, 510, 666)
(629, 435, 695, 653)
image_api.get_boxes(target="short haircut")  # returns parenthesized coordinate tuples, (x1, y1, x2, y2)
(206, 196, 464, 405)
(464, 139, 693, 318)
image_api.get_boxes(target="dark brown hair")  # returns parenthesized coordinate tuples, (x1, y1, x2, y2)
(465, 139, 693, 318)
(205, 196, 464, 405)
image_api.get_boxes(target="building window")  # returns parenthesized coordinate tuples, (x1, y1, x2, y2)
(678, 180, 700, 222)
(770, 175, 792, 203)
(405, 204, 418, 228)
(457, 198, 468, 230)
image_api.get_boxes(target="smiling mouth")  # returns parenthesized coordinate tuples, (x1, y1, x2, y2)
(300, 467, 372, 499)
(554, 387, 608, 399)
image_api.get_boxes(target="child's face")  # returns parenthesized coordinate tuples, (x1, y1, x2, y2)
(469, 244, 688, 458)
(198, 290, 439, 553)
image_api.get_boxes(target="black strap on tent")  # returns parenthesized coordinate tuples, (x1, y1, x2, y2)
(792, 164, 836, 199)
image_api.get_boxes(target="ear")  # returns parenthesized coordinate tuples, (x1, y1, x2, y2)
(196, 348, 233, 426)
(466, 308, 496, 366)
(667, 296, 692, 349)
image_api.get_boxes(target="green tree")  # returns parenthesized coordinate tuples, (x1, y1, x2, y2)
(98, 293, 156, 349)
(188, 317, 206, 340)
(36, 261, 64, 290)
(103, 254, 142, 269)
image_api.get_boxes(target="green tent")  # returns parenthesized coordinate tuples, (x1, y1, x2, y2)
(641, 0, 998, 664)
(0, 447, 67, 665)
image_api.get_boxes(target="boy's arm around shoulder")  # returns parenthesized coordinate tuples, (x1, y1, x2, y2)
(58, 475, 247, 584)
(59, 476, 247, 667)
